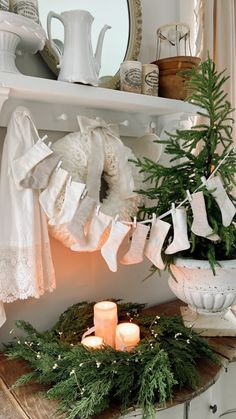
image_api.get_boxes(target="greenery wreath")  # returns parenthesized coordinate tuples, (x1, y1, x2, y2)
(6, 301, 219, 419)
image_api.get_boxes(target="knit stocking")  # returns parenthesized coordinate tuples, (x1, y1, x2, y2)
(21, 152, 61, 189)
(165, 207, 190, 254)
(205, 175, 236, 227)
(12, 139, 52, 190)
(145, 218, 170, 270)
(120, 222, 149, 265)
(49, 181, 86, 226)
(71, 209, 112, 252)
(101, 221, 130, 272)
(190, 191, 220, 241)
(39, 168, 69, 219)
(67, 196, 96, 245)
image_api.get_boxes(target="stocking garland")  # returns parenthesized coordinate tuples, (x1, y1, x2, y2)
(165, 207, 190, 255)
(101, 220, 130, 272)
(120, 222, 149, 265)
(204, 175, 236, 227)
(189, 191, 219, 241)
(145, 218, 170, 270)
(12, 115, 235, 273)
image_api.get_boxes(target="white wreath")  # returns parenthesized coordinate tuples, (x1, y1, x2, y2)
(49, 116, 143, 247)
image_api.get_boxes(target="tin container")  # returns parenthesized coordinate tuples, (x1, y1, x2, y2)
(141, 63, 159, 96)
(120, 60, 142, 93)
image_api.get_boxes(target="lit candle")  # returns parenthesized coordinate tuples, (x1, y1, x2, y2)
(81, 336, 104, 349)
(115, 323, 140, 351)
(94, 301, 118, 348)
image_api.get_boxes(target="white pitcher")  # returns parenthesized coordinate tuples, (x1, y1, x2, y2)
(47, 9, 111, 85)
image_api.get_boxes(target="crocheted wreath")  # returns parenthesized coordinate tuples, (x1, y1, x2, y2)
(49, 126, 143, 247)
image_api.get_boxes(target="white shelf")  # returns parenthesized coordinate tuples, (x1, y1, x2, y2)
(0, 72, 200, 135)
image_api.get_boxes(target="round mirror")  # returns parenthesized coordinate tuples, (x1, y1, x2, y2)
(39, 0, 142, 89)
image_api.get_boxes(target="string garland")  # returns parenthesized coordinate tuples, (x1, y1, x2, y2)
(122, 147, 236, 226)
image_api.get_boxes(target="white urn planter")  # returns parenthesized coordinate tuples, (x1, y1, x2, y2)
(168, 258, 236, 336)
(0, 11, 46, 74)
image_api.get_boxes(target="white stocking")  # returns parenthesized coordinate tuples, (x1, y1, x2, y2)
(12, 139, 52, 190)
(101, 221, 130, 272)
(71, 209, 112, 252)
(205, 175, 236, 227)
(21, 152, 61, 190)
(120, 222, 149, 265)
(190, 191, 220, 241)
(165, 207, 190, 255)
(49, 181, 86, 226)
(67, 196, 96, 245)
(145, 218, 170, 270)
(39, 168, 69, 219)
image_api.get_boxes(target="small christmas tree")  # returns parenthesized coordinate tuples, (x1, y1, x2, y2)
(134, 55, 236, 271)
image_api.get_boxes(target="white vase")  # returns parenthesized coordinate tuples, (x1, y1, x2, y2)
(168, 258, 236, 336)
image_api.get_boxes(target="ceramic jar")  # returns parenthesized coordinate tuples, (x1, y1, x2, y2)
(0, 0, 9, 11)
(10, 0, 39, 23)
(141, 63, 159, 96)
(120, 60, 142, 93)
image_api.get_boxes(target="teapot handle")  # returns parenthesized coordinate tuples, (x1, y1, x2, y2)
(47, 11, 64, 69)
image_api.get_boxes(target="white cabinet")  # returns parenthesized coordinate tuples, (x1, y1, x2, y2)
(187, 383, 222, 419)
(218, 363, 236, 418)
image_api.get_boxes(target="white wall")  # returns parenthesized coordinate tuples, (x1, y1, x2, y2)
(0, 0, 183, 344)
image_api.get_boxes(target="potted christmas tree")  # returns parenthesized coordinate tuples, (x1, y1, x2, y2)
(134, 55, 236, 335)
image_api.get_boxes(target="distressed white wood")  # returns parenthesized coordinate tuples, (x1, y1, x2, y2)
(0, 72, 199, 136)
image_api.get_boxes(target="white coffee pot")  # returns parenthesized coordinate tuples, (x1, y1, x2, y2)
(47, 9, 111, 85)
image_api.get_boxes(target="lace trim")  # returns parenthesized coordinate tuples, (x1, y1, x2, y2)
(0, 244, 55, 303)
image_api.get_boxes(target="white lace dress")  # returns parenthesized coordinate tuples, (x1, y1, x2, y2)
(0, 106, 56, 303)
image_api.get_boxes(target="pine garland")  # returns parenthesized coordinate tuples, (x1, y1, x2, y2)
(132, 55, 236, 271)
(5, 301, 219, 419)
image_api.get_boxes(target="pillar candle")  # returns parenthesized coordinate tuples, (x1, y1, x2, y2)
(81, 336, 103, 349)
(115, 322, 140, 351)
(94, 301, 118, 348)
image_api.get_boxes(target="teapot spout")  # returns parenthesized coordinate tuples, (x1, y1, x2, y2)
(94, 24, 111, 75)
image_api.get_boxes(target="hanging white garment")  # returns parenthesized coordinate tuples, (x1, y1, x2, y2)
(0, 302, 6, 327)
(0, 106, 56, 303)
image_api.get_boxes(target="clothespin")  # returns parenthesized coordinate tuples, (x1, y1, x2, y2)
(47, 141, 52, 148)
(151, 213, 156, 225)
(114, 214, 119, 223)
(133, 216, 137, 228)
(41, 134, 48, 142)
(81, 188, 88, 199)
(56, 160, 62, 171)
(96, 205, 101, 215)
(186, 190, 192, 202)
(171, 202, 176, 213)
